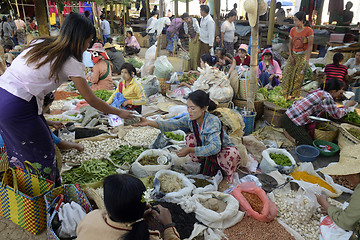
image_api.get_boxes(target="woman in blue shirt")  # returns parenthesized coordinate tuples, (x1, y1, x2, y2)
(136, 90, 240, 183)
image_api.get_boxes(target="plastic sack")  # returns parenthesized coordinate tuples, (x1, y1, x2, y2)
(291, 162, 342, 198)
(188, 170, 223, 194)
(168, 105, 188, 117)
(153, 169, 195, 204)
(242, 136, 267, 162)
(141, 45, 157, 77)
(292, 189, 317, 223)
(138, 75, 161, 97)
(231, 182, 277, 222)
(131, 149, 172, 178)
(209, 84, 234, 103)
(110, 92, 127, 109)
(61, 110, 83, 122)
(319, 216, 353, 240)
(108, 114, 124, 127)
(62, 99, 81, 111)
(192, 191, 244, 229)
(260, 148, 296, 174)
(169, 72, 179, 84)
(57, 201, 87, 238)
(153, 56, 173, 79)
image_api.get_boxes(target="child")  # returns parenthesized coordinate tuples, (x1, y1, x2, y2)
(257, 48, 282, 87)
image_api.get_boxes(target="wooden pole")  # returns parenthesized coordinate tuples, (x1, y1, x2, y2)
(315, 0, 324, 26)
(267, 0, 276, 46)
(35, 0, 49, 36)
(110, 2, 115, 29)
(14, 0, 21, 18)
(126, 4, 130, 23)
(186, 0, 189, 13)
(21, 0, 26, 20)
(214, 0, 221, 36)
(159, 0, 164, 17)
(146, 0, 150, 20)
(175, 0, 178, 17)
(247, 0, 260, 111)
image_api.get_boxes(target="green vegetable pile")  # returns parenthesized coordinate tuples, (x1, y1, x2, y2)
(179, 73, 198, 85)
(314, 63, 325, 68)
(109, 145, 145, 166)
(267, 87, 294, 108)
(77, 89, 113, 102)
(269, 153, 292, 166)
(126, 58, 144, 69)
(139, 155, 159, 165)
(164, 132, 184, 141)
(304, 65, 314, 80)
(62, 159, 117, 184)
(348, 127, 360, 140)
(344, 111, 360, 124)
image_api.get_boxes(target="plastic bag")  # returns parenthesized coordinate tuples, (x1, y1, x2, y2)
(131, 149, 173, 178)
(164, 130, 186, 146)
(141, 45, 157, 77)
(169, 72, 179, 84)
(153, 169, 195, 204)
(319, 216, 353, 240)
(231, 182, 277, 222)
(209, 84, 234, 103)
(62, 99, 81, 111)
(168, 105, 188, 117)
(292, 189, 317, 223)
(108, 114, 124, 127)
(291, 162, 342, 198)
(61, 110, 83, 122)
(153, 56, 173, 79)
(260, 148, 296, 174)
(192, 191, 244, 229)
(138, 75, 161, 97)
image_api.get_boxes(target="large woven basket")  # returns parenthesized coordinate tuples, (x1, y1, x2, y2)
(314, 122, 339, 142)
(233, 99, 265, 120)
(158, 78, 170, 95)
(217, 101, 232, 108)
(338, 123, 360, 149)
(263, 101, 287, 127)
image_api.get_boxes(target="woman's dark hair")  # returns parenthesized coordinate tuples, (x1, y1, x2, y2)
(181, 13, 189, 20)
(106, 37, 113, 44)
(103, 174, 149, 240)
(24, 13, 95, 82)
(2, 16, 7, 22)
(84, 10, 90, 18)
(150, 11, 158, 17)
(187, 90, 217, 111)
(294, 11, 306, 23)
(127, 30, 133, 36)
(200, 5, 210, 14)
(121, 62, 136, 76)
(201, 53, 217, 66)
(333, 53, 344, 66)
(228, 11, 237, 18)
(43, 92, 55, 107)
(319, 78, 345, 92)
(216, 48, 226, 57)
(109, 47, 117, 52)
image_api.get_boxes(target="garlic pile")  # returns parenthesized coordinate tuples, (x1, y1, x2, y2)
(96, 187, 104, 200)
(61, 138, 126, 163)
(274, 189, 343, 240)
(50, 100, 66, 111)
(123, 126, 160, 147)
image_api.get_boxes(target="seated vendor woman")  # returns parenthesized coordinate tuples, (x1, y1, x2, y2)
(87, 43, 114, 91)
(215, 48, 233, 71)
(77, 174, 180, 240)
(281, 78, 356, 145)
(228, 44, 251, 75)
(136, 90, 241, 183)
(256, 48, 282, 88)
(107, 63, 146, 114)
(316, 145, 360, 237)
(325, 53, 349, 84)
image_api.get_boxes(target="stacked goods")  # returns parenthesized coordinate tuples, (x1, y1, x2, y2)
(179, 73, 198, 85)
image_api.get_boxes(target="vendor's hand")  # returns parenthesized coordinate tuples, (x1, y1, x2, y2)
(316, 193, 329, 207)
(51, 121, 65, 130)
(122, 100, 129, 107)
(134, 117, 151, 127)
(289, 55, 295, 65)
(151, 205, 173, 226)
(178, 82, 187, 87)
(176, 147, 192, 157)
(116, 109, 133, 119)
(345, 100, 356, 107)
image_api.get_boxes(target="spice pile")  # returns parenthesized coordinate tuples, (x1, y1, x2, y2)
(292, 171, 336, 194)
(224, 217, 295, 240)
(331, 175, 356, 190)
(159, 174, 184, 193)
(200, 198, 226, 213)
(55, 91, 79, 100)
(242, 192, 263, 214)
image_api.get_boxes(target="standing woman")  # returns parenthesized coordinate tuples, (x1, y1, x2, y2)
(182, 13, 200, 70)
(282, 11, 313, 98)
(166, 16, 183, 56)
(0, 13, 132, 185)
(220, 11, 236, 56)
(136, 90, 241, 183)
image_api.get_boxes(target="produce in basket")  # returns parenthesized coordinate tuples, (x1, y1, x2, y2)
(348, 127, 360, 140)
(109, 145, 145, 166)
(62, 159, 117, 184)
(158, 174, 184, 193)
(344, 111, 360, 124)
(179, 73, 198, 85)
(138, 155, 159, 165)
(164, 132, 184, 141)
(267, 87, 294, 108)
(269, 153, 292, 166)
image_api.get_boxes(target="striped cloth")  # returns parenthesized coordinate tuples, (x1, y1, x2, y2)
(325, 64, 348, 82)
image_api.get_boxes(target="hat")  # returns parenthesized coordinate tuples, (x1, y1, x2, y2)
(88, 43, 106, 53)
(238, 44, 248, 52)
(321, 144, 360, 175)
(103, 42, 115, 49)
(244, 0, 267, 27)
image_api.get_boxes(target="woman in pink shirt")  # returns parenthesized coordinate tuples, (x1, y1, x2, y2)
(125, 31, 141, 56)
(257, 48, 282, 87)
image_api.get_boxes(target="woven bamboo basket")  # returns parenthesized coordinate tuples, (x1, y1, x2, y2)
(314, 122, 339, 142)
(263, 101, 287, 127)
(233, 99, 265, 120)
(0, 147, 9, 172)
(158, 78, 170, 95)
(83, 187, 105, 210)
(338, 123, 360, 149)
(217, 101, 232, 108)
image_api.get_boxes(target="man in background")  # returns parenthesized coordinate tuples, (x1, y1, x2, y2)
(198, 5, 215, 67)
(100, 14, 111, 44)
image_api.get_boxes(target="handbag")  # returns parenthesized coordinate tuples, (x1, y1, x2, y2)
(0, 161, 54, 234)
(44, 184, 92, 240)
(237, 67, 250, 100)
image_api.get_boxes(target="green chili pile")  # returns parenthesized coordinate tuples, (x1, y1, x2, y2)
(164, 132, 184, 141)
(269, 153, 292, 166)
